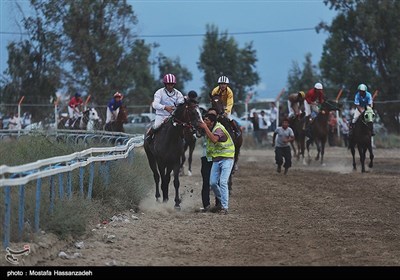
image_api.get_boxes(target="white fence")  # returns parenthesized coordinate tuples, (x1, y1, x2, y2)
(0, 134, 144, 248)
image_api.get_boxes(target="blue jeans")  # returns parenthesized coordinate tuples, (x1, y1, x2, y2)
(210, 158, 234, 210)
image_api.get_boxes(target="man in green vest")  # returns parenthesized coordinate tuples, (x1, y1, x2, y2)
(199, 112, 235, 215)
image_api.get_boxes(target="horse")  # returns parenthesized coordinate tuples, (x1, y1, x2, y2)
(180, 126, 197, 176)
(105, 105, 128, 132)
(305, 100, 341, 165)
(288, 112, 307, 164)
(209, 93, 243, 193)
(58, 107, 101, 131)
(144, 98, 202, 208)
(349, 107, 375, 172)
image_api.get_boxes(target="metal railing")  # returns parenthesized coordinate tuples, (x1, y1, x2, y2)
(0, 133, 144, 248)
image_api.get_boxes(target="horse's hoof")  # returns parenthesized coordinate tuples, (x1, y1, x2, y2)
(174, 205, 181, 210)
(188, 171, 192, 176)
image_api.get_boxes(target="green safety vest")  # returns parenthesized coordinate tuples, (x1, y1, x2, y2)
(206, 122, 235, 159)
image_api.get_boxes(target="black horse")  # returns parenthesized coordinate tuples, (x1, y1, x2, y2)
(209, 93, 243, 193)
(105, 105, 128, 132)
(144, 99, 202, 208)
(180, 126, 197, 176)
(306, 100, 341, 165)
(349, 107, 375, 172)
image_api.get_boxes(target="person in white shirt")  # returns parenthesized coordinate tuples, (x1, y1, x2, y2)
(146, 73, 184, 141)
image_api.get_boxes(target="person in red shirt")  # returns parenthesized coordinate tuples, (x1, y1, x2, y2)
(304, 82, 325, 121)
(67, 93, 84, 127)
(303, 83, 325, 136)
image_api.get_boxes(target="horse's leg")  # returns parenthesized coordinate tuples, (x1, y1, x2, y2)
(350, 143, 357, 171)
(291, 141, 297, 158)
(180, 144, 187, 176)
(315, 140, 321, 161)
(160, 163, 170, 202)
(300, 136, 306, 165)
(228, 172, 233, 195)
(368, 143, 374, 168)
(358, 145, 366, 173)
(187, 142, 195, 176)
(144, 146, 161, 201)
(320, 140, 326, 166)
(172, 163, 181, 209)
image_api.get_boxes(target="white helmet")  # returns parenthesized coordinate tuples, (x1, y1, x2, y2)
(358, 84, 367, 91)
(218, 76, 229, 84)
(314, 82, 323, 90)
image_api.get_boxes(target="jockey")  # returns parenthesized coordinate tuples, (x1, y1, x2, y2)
(67, 92, 84, 127)
(288, 91, 306, 119)
(211, 75, 240, 137)
(146, 73, 185, 142)
(303, 83, 325, 137)
(350, 83, 374, 135)
(106, 92, 123, 125)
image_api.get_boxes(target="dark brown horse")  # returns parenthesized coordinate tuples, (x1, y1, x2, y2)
(105, 105, 128, 132)
(306, 100, 341, 165)
(289, 113, 307, 165)
(209, 93, 243, 193)
(349, 107, 375, 172)
(180, 126, 197, 176)
(144, 99, 202, 208)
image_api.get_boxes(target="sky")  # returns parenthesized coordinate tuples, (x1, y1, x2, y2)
(0, 0, 337, 100)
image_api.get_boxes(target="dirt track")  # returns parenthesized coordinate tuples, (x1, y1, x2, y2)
(11, 146, 400, 266)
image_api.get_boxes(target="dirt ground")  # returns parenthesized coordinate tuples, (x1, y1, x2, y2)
(6, 145, 400, 267)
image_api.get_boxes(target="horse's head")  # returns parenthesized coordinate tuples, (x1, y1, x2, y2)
(87, 108, 100, 121)
(210, 93, 225, 116)
(363, 106, 375, 123)
(118, 105, 129, 124)
(172, 99, 202, 131)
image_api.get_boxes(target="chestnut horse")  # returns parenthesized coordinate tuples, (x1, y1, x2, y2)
(105, 105, 128, 132)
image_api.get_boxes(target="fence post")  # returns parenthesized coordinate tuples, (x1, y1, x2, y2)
(34, 178, 42, 233)
(3, 186, 11, 248)
(49, 176, 55, 214)
(18, 185, 25, 240)
(87, 162, 95, 199)
(79, 167, 84, 197)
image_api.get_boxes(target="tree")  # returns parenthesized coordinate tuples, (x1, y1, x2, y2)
(198, 24, 260, 104)
(287, 53, 320, 95)
(0, 4, 62, 121)
(319, 0, 400, 132)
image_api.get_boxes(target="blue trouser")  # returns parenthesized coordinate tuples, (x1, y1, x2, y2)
(210, 158, 234, 210)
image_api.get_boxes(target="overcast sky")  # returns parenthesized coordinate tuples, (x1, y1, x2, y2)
(0, 0, 337, 100)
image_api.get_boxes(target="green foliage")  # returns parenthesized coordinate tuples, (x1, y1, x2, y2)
(198, 24, 260, 102)
(287, 53, 321, 95)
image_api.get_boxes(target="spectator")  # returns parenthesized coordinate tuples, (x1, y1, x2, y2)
(269, 102, 278, 132)
(272, 118, 294, 175)
(338, 116, 350, 147)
